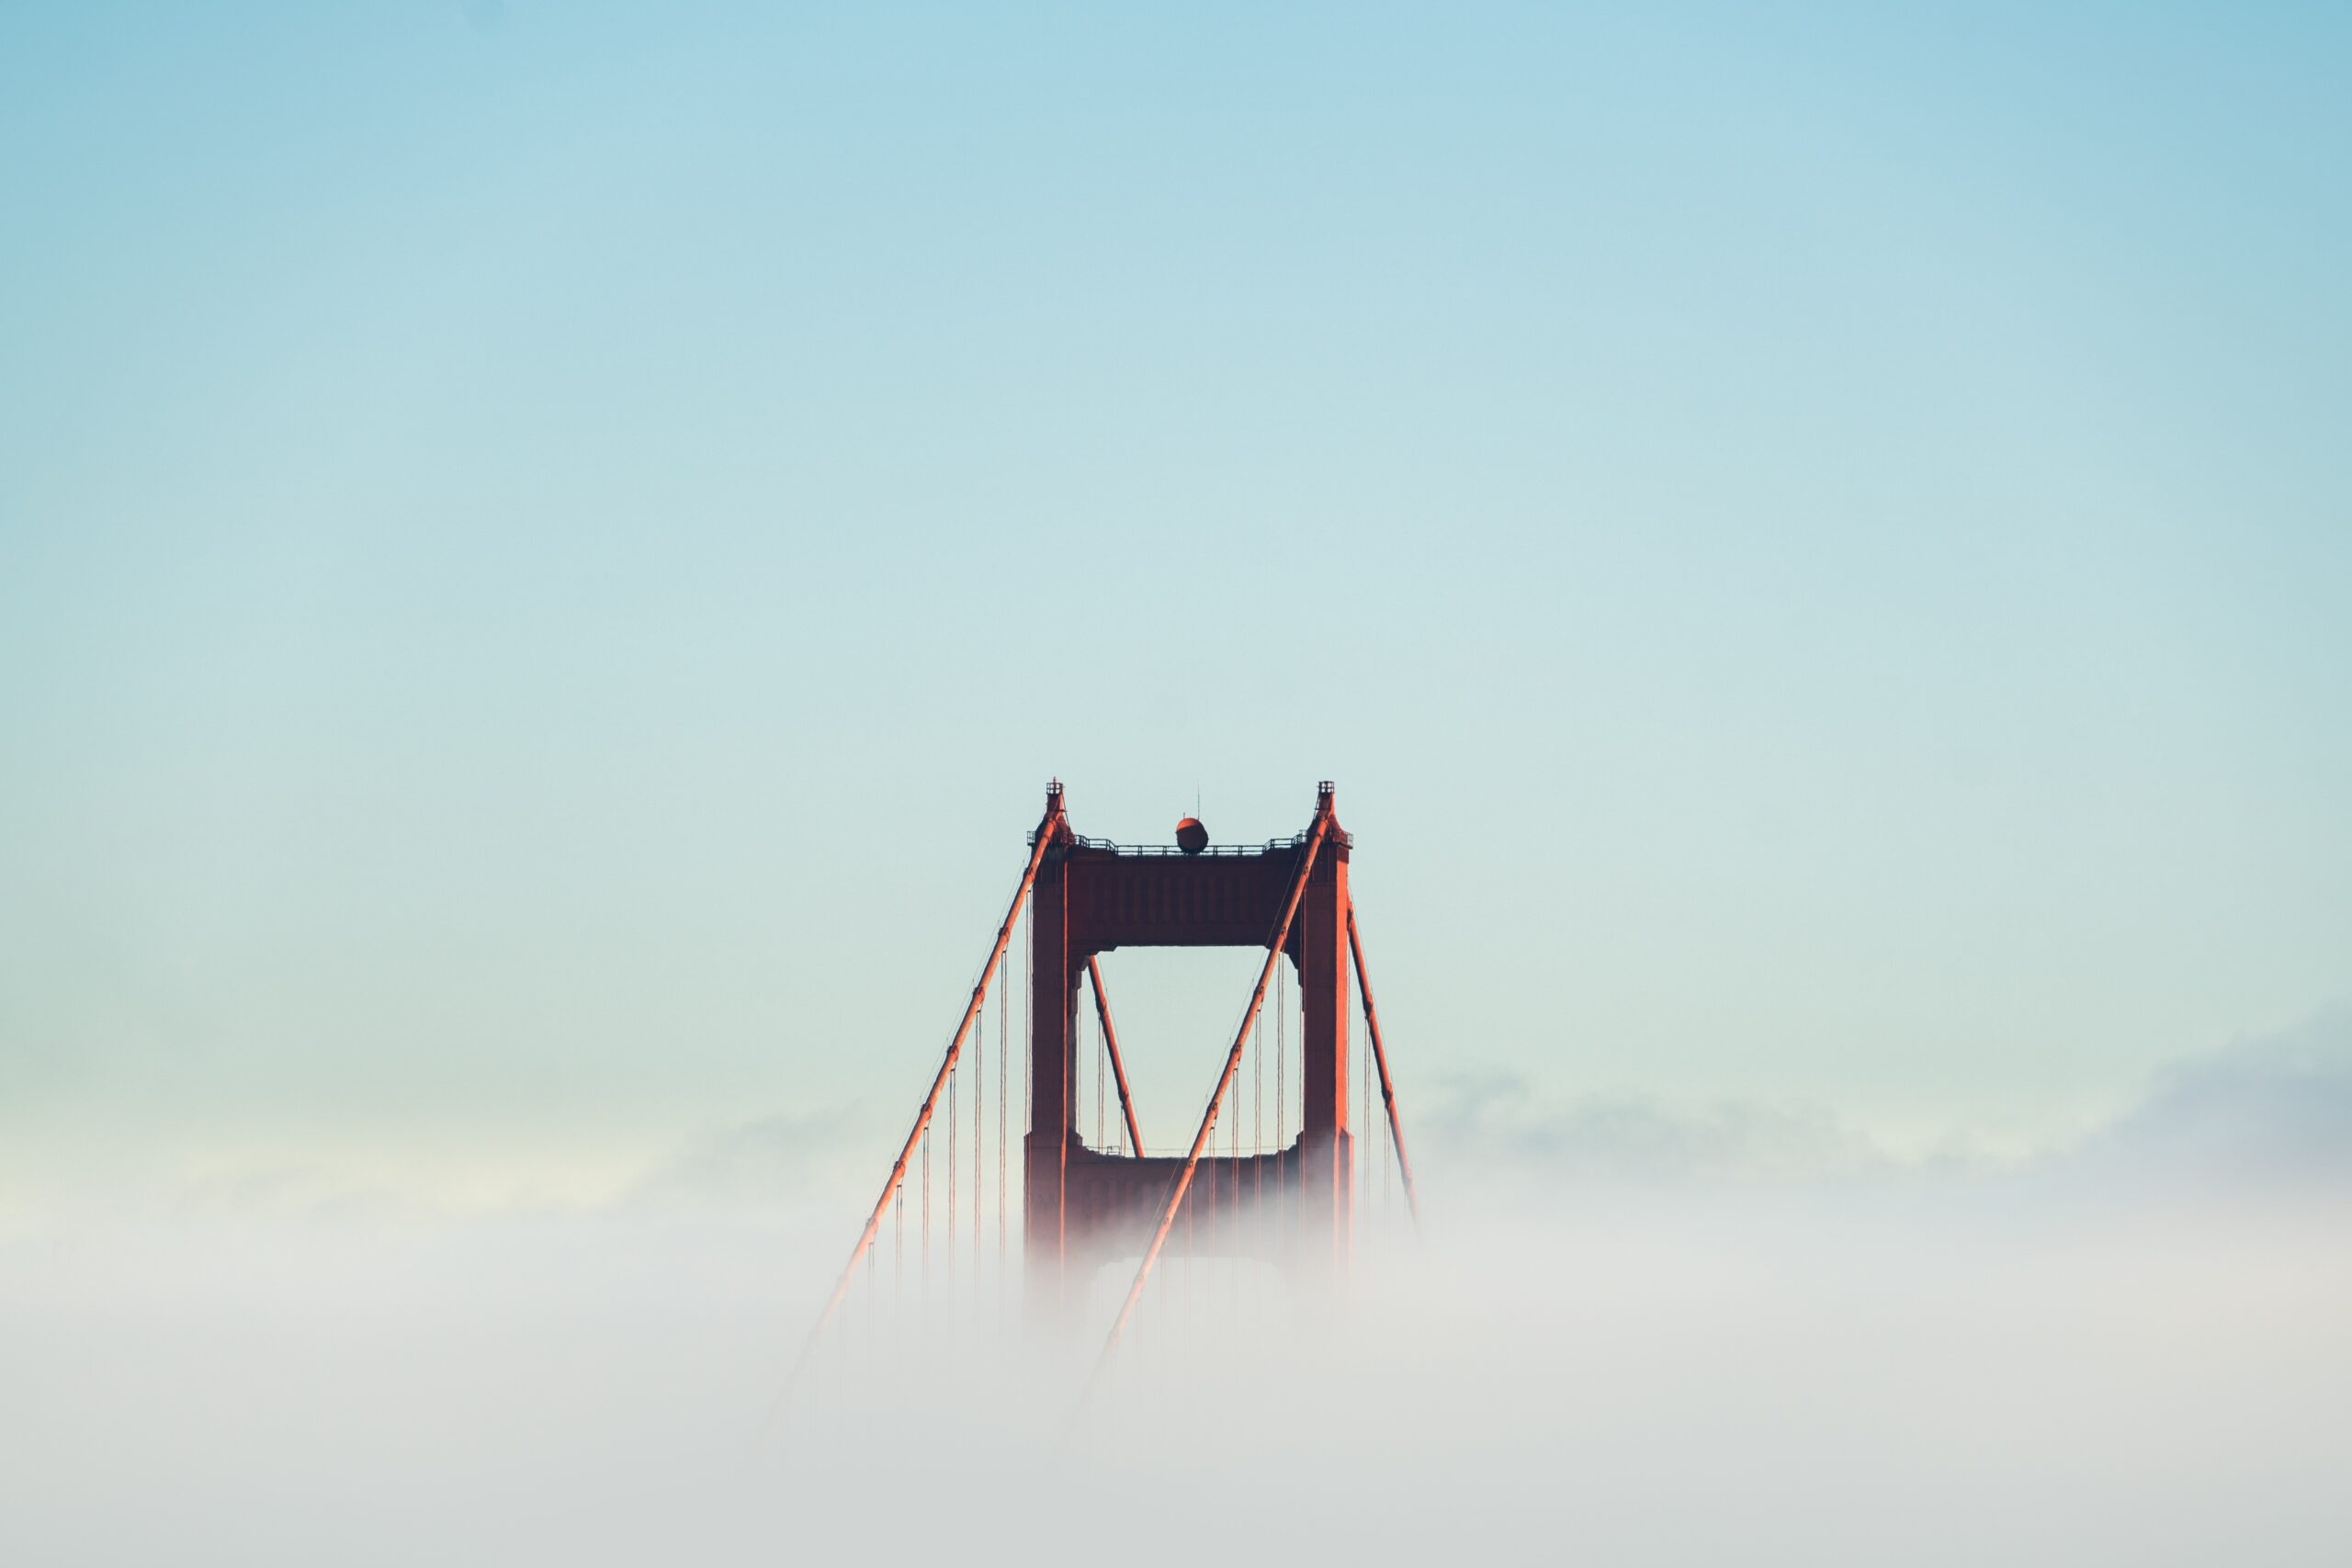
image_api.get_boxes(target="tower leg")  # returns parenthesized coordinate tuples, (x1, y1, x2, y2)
(1023, 854, 1074, 1319)
(1295, 846, 1351, 1272)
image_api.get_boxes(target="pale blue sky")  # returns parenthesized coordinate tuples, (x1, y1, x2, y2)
(3, 3, 2347, 1194)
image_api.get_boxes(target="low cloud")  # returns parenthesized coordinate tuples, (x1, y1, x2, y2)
(1420, 1070, 1885, 1187)
(2064, 1006, 2352, 1191)
(1416, 1006, 2352, 1200)
(7, 1017, 2352, 1565)
(628, 1106, 873, 1208)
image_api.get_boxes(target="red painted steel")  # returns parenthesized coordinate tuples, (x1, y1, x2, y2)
(1026, 784, 1354, 1309)
(1096, 806, 1333, 1365)
(1085, 957, 1146, 1156)
(780, 779, 1413, 1420)
(1348, 905, 1420, 1226)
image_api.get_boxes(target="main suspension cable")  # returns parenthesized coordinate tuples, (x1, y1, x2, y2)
(1347, 903, 1420, 1226)
(1086, 958, 1143, 1156)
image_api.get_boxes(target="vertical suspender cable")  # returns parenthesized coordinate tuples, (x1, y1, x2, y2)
(1006, 911, 1015, 1269)
(971, 1003, 981, 1261)
(1234, 1016, 1242, 1221)
(1276, 963, 1288, 1235)
(970, 997, 982, 1272)
(1236, 1056, 1245, 1301)
(1024, 895, 1034, 1167)
(1249, 1013, 1261, 1210)
(1363, 987, 1374, 1222)
(1253, 1012, 1263, 1153)
(946, 1065, 957, 1292)
(973, 988, 983, 1273)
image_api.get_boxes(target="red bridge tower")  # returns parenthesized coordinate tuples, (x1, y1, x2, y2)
(1026, 780, 1354, 1308)
(787, 781, 1417, 1392)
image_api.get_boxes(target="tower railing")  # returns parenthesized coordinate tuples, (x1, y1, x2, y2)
(1028, 828, 1351, 854)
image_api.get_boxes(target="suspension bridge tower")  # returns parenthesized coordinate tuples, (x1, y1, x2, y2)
(1025, 780, 1358, 1309)
(788, 780, 1418, 1388)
